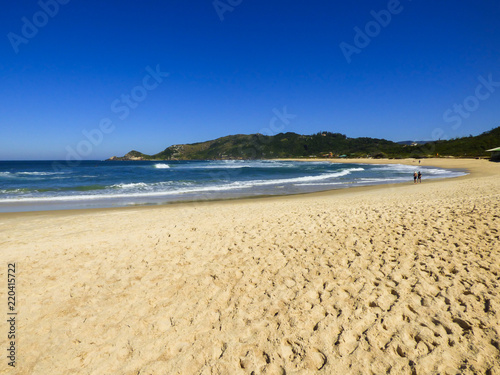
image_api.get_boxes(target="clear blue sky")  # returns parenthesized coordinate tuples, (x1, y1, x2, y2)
(1, 0, 499, 160)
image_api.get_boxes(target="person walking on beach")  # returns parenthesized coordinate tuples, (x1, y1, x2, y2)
(418, 171, 422, 183)
(414, 171, 418, 184)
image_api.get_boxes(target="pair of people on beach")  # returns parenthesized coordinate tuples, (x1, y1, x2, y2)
(413, 171, 422, 183)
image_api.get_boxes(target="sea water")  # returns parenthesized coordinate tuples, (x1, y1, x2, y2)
(0, 160, 466, 212)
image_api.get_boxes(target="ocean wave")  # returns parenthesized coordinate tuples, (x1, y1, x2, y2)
(357, 177, 407, 182)
(0, 162, 466, 207)
(154, 163, 170, 169)
(112, 182, 150, 189)
(422, 168, 465, 176)
(346, 167, 365, 172)
(201, 167, 364, 188)
(371, 164, 418, 172)
(293, 182, 347, 186)
(370, 164, 467, 176)
(176, 160, 309, 169)
(111, 181, 193, 190)
(34, 185, 109, 193)
(0, 166, 368, 202)
(0, 188, 30, 194)
(18, 171, 67, 176)
(0, 168, 365, 202)
(0, 171, 68, 178)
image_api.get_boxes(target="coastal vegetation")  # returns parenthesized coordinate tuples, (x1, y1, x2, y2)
(108, 126, 500, 160)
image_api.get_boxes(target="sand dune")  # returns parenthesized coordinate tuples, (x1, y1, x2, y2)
(0, 158, 499, 374)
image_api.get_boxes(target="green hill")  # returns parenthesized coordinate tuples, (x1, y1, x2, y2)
(431, 126, 500, 157)
(107, 126, 500, 160)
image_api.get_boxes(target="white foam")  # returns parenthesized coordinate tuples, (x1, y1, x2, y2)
(0, 171, 67, 178)
(112, 182, 149, 189)
(179, 163, 275, 169)
(216, 167, 364, 188)
(111, 181, 192, 190)
(174, 160, 330, 170)
(154, 163, 170, 169)
(0, 189, 27, 194)
(17, 171, 67, 176)
(358, 177, 406, 182)
(423, 168, 462, 176)
(346, 167, 365, 172)
(293, 182, 346, 186)
(371, 164, 466, 177)
(372, 164, 417, 172)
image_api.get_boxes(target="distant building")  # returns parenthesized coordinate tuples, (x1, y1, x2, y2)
(486, 147, 500, 160)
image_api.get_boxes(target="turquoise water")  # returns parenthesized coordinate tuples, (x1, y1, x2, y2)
(0, 160, 466, 212)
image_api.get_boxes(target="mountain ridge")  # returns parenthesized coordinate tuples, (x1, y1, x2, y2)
(107, 126, 500, 161)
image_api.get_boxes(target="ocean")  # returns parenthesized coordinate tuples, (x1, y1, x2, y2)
(0, 160, 466, 212)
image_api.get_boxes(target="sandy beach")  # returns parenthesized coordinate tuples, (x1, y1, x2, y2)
(1, 158, 499, 374)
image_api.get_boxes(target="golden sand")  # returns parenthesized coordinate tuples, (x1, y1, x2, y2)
(0, 158, 499, 374)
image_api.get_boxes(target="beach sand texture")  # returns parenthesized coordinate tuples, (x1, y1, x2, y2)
(0, 158, 499, 374)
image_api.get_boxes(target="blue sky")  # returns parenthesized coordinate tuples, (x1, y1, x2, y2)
(1, 1, 499, 160)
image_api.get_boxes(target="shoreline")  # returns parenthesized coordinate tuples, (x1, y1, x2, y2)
(0, 157, 479, 218)
(1, 157, 499, 373)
